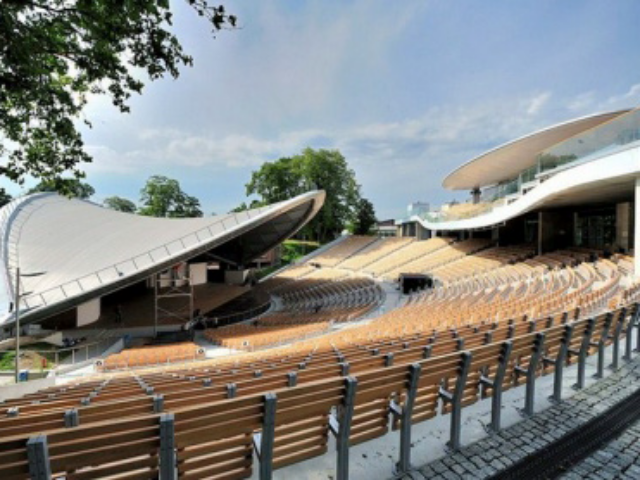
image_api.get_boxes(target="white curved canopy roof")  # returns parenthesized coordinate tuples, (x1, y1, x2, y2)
(0, 190, 325, 326)
(443, 109, 630, 190)
(417, 143, 640, 231)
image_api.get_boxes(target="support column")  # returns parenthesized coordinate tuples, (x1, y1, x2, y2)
(616, 202, 631, 251)
(635, 178, 640, 276)
(537, 212, 543, 256)
(471, 188, 481, 204)
(159, 413, 176, 480)
(27, 435, 52, 480)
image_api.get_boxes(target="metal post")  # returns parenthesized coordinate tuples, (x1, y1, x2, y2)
(625, 304, 640, 360)
(636, 303, 640, 353)
(159, 413, 176, 480)
(447, 352, 472, 451)
(153, 394, 164, 413)
(594, 313, 613, 379)
(64, 409, 79, 428)
(574, 318, 595, 390)
(226, 383, 237, 398)
(287, 372, 297, 387)
(396, 363, 421, 474)
(489, 341, 513, 432)
(551, 325, 573, 403)
(27, 435, 52, 480)
(521, 333, 544, 417)
(154, 273, 159, 338)
(334, 376, 357, 480)
(610, 308, 626, 370)
(258, 393, 277, 480)
(384, 353, 394, 367)
(14, 267, 20, 384)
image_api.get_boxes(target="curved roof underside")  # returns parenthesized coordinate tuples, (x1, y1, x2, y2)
(443, 109, 630, 190)
(0, 190, 325, 326)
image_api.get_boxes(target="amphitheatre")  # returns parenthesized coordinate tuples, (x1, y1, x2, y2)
(1, 106, 640, 479)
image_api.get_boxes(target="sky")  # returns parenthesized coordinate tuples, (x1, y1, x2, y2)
(4, 0, 640, 220)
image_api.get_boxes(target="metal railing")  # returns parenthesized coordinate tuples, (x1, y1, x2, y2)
(416, 108, 640, 225)
(203, 300, 272, 329)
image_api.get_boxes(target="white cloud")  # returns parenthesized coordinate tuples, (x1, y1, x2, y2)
(82, 81, 640, 219)
(603, 83, 640, 109)
(526, 92, 552, 115)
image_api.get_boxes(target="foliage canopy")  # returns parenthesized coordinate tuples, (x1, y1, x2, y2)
(246, 148, 362, 243)
(103, 195, 137, 213)
(139, 174, 203, 218)
(0, 188, 11, 208)
(0, 0, 235, 191)
(351, 198, 377, 235)
(28, 178, 95, 199)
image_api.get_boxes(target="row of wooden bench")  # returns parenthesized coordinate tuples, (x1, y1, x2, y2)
(1, 303, 639, 480)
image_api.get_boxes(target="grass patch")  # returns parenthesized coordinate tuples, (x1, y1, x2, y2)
(281, 240, 319, 264)
(0, 351, 16, 370)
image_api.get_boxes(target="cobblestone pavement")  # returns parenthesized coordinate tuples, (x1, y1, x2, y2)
(396, 357, 640, 480)
(560, 419, 640, 479)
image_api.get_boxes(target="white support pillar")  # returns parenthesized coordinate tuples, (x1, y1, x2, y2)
(616, 202, 631, 252)
(635, 178, 640, 276)
(537, 212, 543, 256)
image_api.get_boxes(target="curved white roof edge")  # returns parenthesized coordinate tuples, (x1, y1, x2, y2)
(414, 144, 640, 231)
(443, 109, 631, 190)
(0, 190, 325, 326)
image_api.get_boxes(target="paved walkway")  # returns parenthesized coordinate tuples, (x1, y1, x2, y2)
(397, 355, 640, 480)
(561, 416, 640, 479)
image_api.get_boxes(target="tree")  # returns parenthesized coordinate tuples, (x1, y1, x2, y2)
(28, 178, 95, 199)
(139, 175, 202, 218)
(1, 1, 236, 191)
(0, 188, 11, 208)
(103, 196, 137, 213)
(246, 157, 306, 203)
(245, 148, 361, 243)
(351, 198, 376, 235)
(229, 199, 265, 213)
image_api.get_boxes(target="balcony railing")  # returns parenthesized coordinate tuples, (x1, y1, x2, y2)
(418, 107, 640, 224)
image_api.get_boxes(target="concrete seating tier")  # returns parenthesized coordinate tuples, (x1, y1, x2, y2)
(431, 244, 535, 285)
(382, 238, 493, 281)
(339, 237, 415, 271)
(1, 300, 638, 480)
(99, 342, 204, 371)
(203, 322, 331, 350)
(1, 243, 636, 479)
(365, 237, 454, 277)
(198, 272, 383, 351)
(310, 236, 378, 267)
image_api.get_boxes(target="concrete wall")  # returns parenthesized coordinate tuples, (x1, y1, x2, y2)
(0, 376, 56, 402)
(616, 202, 632, 251)
(77, 298, 100, 327)
(189, 263, 207, 286)
(225, 269, 249, 285)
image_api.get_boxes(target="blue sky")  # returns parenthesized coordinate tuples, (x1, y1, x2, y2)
(3, 0, 640, 219)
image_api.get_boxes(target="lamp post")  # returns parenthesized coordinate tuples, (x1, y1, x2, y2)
(14, 267, 20, 384)
(13, 267, 45, 383)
